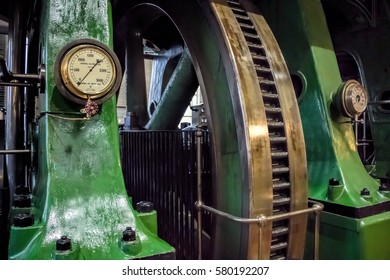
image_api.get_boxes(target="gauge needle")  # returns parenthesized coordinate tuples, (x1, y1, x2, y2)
(77, 58, 104, 86)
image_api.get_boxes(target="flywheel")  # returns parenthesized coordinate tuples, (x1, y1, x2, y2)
(113, 0, 307, 260)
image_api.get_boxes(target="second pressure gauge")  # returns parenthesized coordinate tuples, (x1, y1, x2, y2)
(55, 39, 122, 105)
(334, 80, 368, 118)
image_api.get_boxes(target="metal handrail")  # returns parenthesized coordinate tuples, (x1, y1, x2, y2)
(195, 126, 323, 260)
(195, 200, 323, 260)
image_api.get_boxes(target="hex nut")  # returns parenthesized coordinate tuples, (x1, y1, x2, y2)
(136, 201, 154, 213)
(56, 236, 72, 251)
(13, 213, 34, 227)
(122, 227, 136, 242)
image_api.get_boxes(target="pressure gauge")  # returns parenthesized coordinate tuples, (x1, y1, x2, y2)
(54, 39, 122, 105)
(334, 80, 368, 118)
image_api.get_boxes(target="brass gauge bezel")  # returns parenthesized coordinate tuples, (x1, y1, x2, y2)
(54, 39, 122, 105)
(341, 80, 368, 118)
(334, 79, 368, 118)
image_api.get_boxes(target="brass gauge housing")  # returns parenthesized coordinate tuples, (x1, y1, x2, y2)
(334, 79, 368, 118)
(55, 39, 122, 105)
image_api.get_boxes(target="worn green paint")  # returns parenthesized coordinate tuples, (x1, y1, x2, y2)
(258, 0, 390, 259)
(8, 0, 173, 259)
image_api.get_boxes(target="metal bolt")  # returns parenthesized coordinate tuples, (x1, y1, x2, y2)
(122, 227, 136, 242)
(13, 213, 34, 227)
(328, 178, 340, 186)
(136, 201, 154, 213)
(56, 236, 72, 251)
(15, 185, 30, 195)
(379, 183, 390, 192)
(13, 195, 31, 208)
(360, 188, 370, 196)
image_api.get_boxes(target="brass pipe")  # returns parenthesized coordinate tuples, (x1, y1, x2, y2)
(314, 206, 322, 260)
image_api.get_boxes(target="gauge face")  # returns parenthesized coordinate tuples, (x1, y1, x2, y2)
(55, 39, 122, 105)
(342, 80, 368, 117)
(61, 45, 116, 99)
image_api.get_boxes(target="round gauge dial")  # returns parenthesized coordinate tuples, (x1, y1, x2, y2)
(342, 80, 368, 117)
(55, 39, 122, 105)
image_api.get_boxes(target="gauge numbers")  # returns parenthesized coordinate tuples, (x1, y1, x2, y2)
(343, 80, 368, 117)
(55, 39, 122, 105)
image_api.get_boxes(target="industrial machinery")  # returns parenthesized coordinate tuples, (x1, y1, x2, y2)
(0, 0, 389, 260)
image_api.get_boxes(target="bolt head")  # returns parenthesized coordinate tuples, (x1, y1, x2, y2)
(56, 236, 72, 251)
(13, 195, 32, 208)
(329, 178, 340, 186)
(122, 227, 136, 242)
(15, 185, 30, 195)
(136, 201, 154, 213)
(379, 183, 390, 192)
(360, 188, 370, 196)
(13, 213, 34, 227)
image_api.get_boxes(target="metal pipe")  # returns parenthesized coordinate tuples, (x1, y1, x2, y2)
(314, 207, 321, 260)
(0, 82, 32, 87)
(368, 100, 390, 104)
(6, 0, 27, 213)
(196, 127, 203, 260)
(363, 111, 367, 162)
(0, 149, 30, 154)
(257, 223, 263, 259)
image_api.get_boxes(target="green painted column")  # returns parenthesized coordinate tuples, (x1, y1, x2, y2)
(259, 0, 381, 207)
(8, 0, 174, 259)
(258, 0, 390, 259)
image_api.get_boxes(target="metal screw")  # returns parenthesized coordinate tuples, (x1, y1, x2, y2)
(13, 213, 34, 227)
(136, 201, 154, 213)
(56, 236, 72, 251)
(360, 188, 370, 196)
(122, 227, 136, 242)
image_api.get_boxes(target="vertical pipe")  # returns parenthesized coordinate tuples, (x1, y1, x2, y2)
(6, 0, 26, 210)
(314, 209, 321, 260)
(257, 226, 262, 259)
(196, 127, 203, 260)
(125, 30, 149, 126)
(362, 111, 367, 162)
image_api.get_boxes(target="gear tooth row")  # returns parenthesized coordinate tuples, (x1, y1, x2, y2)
(226, 0, 291, 259)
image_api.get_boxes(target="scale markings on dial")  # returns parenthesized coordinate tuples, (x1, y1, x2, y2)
(55, 39, 122, 105)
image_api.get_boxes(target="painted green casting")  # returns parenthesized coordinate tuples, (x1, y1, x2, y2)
(258, 0, 390, 259)
(8, 0, 174, 259)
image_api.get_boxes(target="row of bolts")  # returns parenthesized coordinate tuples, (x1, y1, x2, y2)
(12, 186, 153, 253)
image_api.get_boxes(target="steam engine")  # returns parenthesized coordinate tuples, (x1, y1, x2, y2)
(0, 0, 389, 260)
